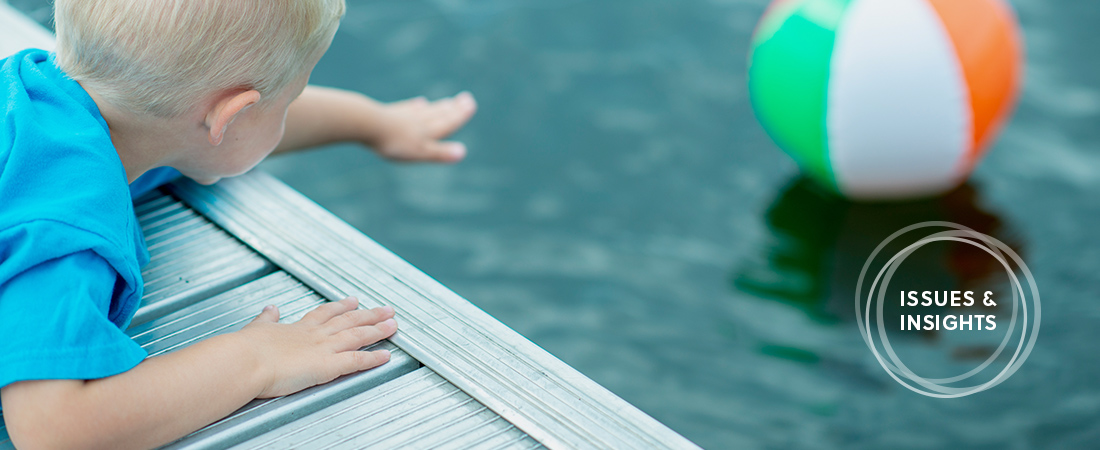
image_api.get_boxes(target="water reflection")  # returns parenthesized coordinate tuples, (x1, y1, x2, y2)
(735, 176, 1025, 366)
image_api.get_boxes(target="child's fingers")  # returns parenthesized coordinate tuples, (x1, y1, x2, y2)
(248, 304, 280, 325)
(431, 91, 475, 114)
(333, 349, 392, 376)
(300, 297, 359, 325)
(427, 94, 477, 137)
(419, 141, 466, 163)
(324, 305, 395, 332)
(331, 319, 398, 352)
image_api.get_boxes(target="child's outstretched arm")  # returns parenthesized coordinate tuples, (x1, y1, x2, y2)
(274, 85, 477, 162)
(0, 297, 395, 450)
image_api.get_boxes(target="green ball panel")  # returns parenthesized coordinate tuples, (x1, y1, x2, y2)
(749, 0, 853, 191)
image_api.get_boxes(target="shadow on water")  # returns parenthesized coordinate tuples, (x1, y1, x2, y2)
(733, 175, 1026, 368)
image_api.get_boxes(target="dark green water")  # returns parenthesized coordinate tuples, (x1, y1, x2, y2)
(15, 0, 1100, 447)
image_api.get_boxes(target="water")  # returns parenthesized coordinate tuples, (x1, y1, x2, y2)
(15, 0, 1100, 447)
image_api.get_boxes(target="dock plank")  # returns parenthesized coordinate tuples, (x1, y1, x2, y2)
(132, 189, 274, 326)
(234, 367, 541, 450)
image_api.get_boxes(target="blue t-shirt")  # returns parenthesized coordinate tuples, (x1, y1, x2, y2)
(0, 49, 178, 390)
(131, 166, 182, 199)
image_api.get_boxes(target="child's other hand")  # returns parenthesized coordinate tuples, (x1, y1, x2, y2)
(238, 297, 397, 399)
(372, 91, 477, 163)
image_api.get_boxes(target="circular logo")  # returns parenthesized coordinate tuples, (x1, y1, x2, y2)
(854, 221, 1041, 398)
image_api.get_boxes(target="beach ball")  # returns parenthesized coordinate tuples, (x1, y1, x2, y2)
(748, 0, 1022, 200)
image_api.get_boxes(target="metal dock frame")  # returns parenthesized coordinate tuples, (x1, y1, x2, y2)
(0, 174, 700, 449)
(174, 172, 699, 449)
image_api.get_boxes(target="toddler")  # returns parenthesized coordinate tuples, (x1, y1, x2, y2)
(0, 0, 476, 448)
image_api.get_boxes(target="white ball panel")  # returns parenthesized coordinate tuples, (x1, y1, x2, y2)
(827, 0, 972, 199)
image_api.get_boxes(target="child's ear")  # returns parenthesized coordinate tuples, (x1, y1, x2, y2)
(204, 90, 262, 146)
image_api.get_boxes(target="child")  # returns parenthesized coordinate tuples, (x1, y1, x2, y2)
(0, 0, 477, 448)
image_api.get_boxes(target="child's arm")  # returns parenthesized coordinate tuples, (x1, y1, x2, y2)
(0, 297, 395, 450)
(273, 85, 477, 162)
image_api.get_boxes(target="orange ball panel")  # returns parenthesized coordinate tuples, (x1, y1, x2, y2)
(927, 0, 1023, 168)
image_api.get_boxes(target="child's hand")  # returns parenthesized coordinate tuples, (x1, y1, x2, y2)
(237, 297, 397, 399)
(371, 91, 477, 163)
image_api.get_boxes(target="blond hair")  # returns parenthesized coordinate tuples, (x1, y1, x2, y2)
(54, 0, 345, 117)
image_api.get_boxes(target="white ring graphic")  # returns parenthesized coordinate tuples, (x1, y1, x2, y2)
(854, 222, 1041, 398)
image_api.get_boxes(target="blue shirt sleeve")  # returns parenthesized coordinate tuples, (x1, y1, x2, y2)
(0, 250, 147, 390)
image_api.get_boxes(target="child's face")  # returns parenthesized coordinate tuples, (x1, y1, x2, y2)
(180, 72, 310, 185)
